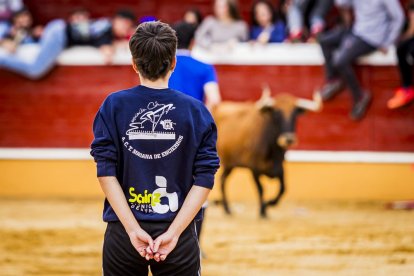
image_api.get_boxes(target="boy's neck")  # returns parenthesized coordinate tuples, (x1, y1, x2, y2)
(139, 76, 169, 90)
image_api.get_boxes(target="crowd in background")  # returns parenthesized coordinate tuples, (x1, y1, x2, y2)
(0, 0, 413, 118)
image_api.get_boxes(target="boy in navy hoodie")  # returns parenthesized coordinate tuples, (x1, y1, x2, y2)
(90, 21, 220, 275)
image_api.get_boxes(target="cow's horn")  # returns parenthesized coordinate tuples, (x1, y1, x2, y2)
(295, 90, 322, 112)
(256, 84, 275, 108)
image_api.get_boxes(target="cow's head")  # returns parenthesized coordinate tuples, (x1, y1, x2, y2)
(256, 85, 322, 148)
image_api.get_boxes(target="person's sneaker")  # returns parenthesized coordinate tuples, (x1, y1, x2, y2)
(350, 92, 372, 121)
(308, 23, 323, 42)
(287, 30, 303, 43)
(320, 79, 345, 101)
(387, 87, 414, 109)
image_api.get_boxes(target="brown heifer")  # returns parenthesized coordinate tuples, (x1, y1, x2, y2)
(213, 86, 322, 217)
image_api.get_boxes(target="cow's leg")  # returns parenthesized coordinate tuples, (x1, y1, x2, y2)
(266, 170, 285, 207)
(221, 167, 233, 215)
(252, 171, 267, 218)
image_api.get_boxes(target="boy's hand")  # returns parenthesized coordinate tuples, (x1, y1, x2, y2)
(128, 228, 154, 259)
(152, 230, 180, 262)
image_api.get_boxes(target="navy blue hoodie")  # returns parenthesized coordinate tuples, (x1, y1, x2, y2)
(90, 85, 220, 222)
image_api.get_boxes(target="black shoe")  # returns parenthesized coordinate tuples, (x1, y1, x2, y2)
(350, 92, 372, 121)
(320, 79, 345, 101)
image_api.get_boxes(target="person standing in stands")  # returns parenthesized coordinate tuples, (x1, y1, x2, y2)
(387, 0, 414, 109)
(91, 21, 220, 275)
(318, 0, 404, 120)
(250, 0, 286, 43)
(195, 0, 248, 50)
(169, 21, 222, 246)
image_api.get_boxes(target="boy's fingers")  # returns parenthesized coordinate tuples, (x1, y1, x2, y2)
(147, 237, 154, 251)
(154, 252, 161, 262)
(153, 238, 162, 253)
(138, 249, 146, 258)
(160, 255, 166, 261)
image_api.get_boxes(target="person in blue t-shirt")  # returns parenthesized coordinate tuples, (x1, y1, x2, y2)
(91, 21, 220, 275)
(250, 0, 286, 43)
(169, 21, 221, 110)
(170, 21, 222, 251)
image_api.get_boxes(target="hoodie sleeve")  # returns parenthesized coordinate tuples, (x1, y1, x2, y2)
(193, 113, 220, 189)
(90, 98, 118, 177)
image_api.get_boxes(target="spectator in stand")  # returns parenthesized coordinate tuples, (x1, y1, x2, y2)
(287, 0, 333, 42)
(250, 0, 286, 43)
(67, 9, 137, 64)
(387, 0, 414, 109)
(182, 8, 203, 27)
(318, 0, 404, 120)
(0, 7, 43, 53)
(195, 0, 248, 50)
(0, 7, 65, 79)
(0, 8, 136, 79)
(0, 0, 23, 37)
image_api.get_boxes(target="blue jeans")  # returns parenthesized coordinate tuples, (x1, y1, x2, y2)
(0, 19, 67, 79)
(287, 0, 333, 33)
(319, 28, 376, 102)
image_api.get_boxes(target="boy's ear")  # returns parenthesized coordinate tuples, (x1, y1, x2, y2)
(171, 56, 177, 71)
(131, 58, 139, 74)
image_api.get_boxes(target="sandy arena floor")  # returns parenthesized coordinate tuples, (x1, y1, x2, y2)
(0, 199, 413, 276)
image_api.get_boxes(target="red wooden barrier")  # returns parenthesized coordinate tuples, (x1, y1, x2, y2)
(1, 64, 413, 151)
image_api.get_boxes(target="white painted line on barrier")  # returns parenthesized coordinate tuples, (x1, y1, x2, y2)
(285, 150, 414, 164)
(0, 148, 413, 164)
(0, 148, 92, 160)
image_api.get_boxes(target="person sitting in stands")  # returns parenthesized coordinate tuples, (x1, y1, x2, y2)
(387, 0, 414, 109)
(250, 0, 286, 43)
(0, 0, 23, 38)
(182, 8, 203, 27)
(195, 0, 248, 50)
(0, 6, 65, 79)
(66, 9, 137, 64)
(287, 0, 333, 42)
(318, 0, 404, 120)
(0, 7, 43, 53)
(0, 8, 136, 79)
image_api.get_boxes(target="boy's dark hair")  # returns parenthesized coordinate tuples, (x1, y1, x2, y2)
(129, 21, 177, 81)
(173, 21, 196, 49)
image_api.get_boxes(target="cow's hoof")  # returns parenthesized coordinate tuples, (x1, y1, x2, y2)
(224, 207, 232, 215)
(260, 212, 268, 219)
(260, 206, 267, 218)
